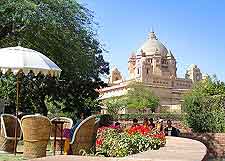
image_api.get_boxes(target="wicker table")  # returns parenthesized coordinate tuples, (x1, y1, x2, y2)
(52, 120, 67, 155)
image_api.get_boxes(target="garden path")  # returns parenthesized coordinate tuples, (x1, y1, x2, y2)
(28, 137, 207, 161)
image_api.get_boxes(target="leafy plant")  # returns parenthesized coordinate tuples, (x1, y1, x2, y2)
(127, 82, 159, 113)
(102, 96, 127, 116)
(96, 126, 164, 157)
(183, 76, 225, 132)
(98, 114, 114, 127)
(0, 71, 60, 115)
(0, 72, 16, 113)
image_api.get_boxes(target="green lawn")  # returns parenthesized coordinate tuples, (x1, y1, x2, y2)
(0, 154, 27, 161)
(0, 141, 54, 161)
(0, 141, 27, 161)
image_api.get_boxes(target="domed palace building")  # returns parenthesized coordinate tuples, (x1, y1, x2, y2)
(99, 31, 203, 113)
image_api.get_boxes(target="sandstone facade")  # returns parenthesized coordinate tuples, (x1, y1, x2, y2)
(99, 31, 203, 113)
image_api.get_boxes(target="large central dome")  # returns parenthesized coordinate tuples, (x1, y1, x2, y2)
(138, 32, 168, 57)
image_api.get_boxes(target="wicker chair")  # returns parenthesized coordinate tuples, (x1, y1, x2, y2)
(21, 115, 51, 158)
(0, 114, 22, 153)
(50, 117, 73, 151)
(70, 115, 96, 155)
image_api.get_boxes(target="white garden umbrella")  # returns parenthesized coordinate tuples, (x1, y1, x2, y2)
(0, 46, 61, 77)
(0, 46, 62, 154)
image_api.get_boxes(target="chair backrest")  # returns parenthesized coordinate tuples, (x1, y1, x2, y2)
(71, 115, 96, 144)
(0, 114, 22, 139)
(92, 118, 100, 147)
(21, 115, 51, 141)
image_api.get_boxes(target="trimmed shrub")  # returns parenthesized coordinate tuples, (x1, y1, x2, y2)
(98, 114, 114, 127)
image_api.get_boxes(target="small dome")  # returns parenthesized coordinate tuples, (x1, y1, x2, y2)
(111, 66, 120, 72)
(138, 32, 168, 57)
(189, 64, 197, 69)
(166, 50, 175, 59)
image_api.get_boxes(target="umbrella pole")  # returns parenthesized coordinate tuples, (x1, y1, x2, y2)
(14, 75, 19, 155)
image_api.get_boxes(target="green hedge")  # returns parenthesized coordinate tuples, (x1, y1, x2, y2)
(183, 94, 225, 133)
(97, 113, 184, 122)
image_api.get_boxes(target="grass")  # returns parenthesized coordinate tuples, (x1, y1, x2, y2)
(0, 142, 27, 161)
(0, 154, 27, 161)
(0, 141, 54, 161)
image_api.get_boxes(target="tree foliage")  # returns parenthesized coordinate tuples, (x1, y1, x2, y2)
(126, 82, 159, 113)
(183, 76, 225, 132)
(0, 0, 109, 115)
(0, 72, 16, 113)
(102, 96, 127, 115)
(0, 71, 59, 115)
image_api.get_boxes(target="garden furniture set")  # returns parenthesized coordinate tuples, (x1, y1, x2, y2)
(0, 114, 98, 159)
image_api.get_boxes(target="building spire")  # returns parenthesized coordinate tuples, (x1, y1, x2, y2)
(148, 26, 157, 40)
(151, 26, 154, 33)
(149, 31, 157, 40)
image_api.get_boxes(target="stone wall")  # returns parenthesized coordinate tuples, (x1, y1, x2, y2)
(181, 133, 225, 157)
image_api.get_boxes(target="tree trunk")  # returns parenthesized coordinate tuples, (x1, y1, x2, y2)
(38, 96, 48, 116)
(41, 100, 48, 116)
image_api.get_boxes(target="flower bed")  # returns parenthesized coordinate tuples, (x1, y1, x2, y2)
(96, 125, 166, 157)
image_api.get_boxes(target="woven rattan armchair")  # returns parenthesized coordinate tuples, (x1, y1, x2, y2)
(0, 114, 22, 153)
(21, 115, 51, 158)
(70, 115, 96, 155)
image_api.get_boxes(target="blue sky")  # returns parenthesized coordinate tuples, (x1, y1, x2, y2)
(79, 0, 225, 81)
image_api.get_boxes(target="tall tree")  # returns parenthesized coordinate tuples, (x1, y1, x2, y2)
(0, 0, 109, 115)
(127, 82, 159, 113)
(102, 96, 127, 115)
(183, 76, 225, 132)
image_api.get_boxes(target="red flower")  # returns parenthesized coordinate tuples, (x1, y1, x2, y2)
(96, 138, 103, 147)
(128, 125, 151, 135)
(150, 131, 166, 142)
